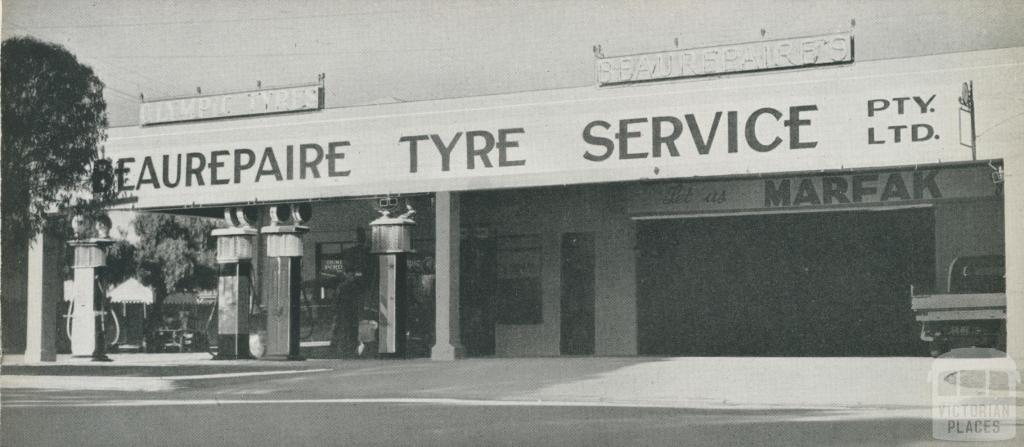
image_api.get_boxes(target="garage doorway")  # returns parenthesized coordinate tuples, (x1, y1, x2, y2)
(637, 208, 934, 356)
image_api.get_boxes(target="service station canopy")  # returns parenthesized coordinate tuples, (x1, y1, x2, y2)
(103, 48, 1024, 211)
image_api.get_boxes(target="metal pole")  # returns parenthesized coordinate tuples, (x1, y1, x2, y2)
(969, 81, 977, 161)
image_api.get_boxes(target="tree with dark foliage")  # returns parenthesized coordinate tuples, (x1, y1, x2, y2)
(1, 36, 110, 353)
(1, 36, 109, 241)
(132, 213, 219, 348)
(103, 239, 137, 287)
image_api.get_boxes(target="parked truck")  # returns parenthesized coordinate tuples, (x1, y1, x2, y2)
(911, 255, 1006, 357)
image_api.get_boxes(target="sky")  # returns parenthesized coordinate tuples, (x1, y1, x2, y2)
(3, 0, 1024, 128)
(2, 0, 1023, 239)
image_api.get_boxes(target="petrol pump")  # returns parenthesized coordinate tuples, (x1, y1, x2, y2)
(66, 215, 114, 361)
(211, 207, 258, 360)
(261, 203, 312, 360)
(369, 201, 416, 357)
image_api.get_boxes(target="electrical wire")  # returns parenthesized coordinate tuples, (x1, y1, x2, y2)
(13, 9, 428, 30)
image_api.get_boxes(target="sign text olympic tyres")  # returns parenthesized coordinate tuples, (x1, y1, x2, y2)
(105, 48, 1023, 209)
(139, 84, 322, 125)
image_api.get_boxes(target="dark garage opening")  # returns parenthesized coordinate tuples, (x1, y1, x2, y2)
(637, 208, 935, 357)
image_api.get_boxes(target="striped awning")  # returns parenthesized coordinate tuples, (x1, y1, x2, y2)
(108, 278, 154, 304)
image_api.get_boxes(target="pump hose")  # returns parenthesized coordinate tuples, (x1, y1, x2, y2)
(96, 277, 121, 348)
(106, 304, 121, 348)
(62, 293, 121, 348)
(300, 287, 316, 340)
(64, 294, 75, 341)
(250, 270, 259, 317)
(205, 298, 219, 358)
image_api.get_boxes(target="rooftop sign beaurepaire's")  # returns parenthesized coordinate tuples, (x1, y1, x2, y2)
(595, 33, 853, 86)
(103, 48, 1024, 210)
(139, 84, 323, 126)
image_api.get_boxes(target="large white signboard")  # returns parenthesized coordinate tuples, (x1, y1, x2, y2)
(104, 48, 1024, 210)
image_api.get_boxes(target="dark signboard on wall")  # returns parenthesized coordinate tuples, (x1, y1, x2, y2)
(627, 163, 1000, 218)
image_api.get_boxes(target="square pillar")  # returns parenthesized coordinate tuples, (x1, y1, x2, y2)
(262, 225, 307, 361)
(24, 229, 60, 362)
(70, 266, 98, 356)
(1004, 156, 1023, 362)
(376, 254, 409, 356)
(432, 191, 464, 360)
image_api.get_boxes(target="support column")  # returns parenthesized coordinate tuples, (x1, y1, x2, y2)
(25, 229, 59, 362)
(262, 225, 307, 361)
(1004, 156, 1023, 363)
(212, 226, 257, 360)
(432, 191, 463, 360)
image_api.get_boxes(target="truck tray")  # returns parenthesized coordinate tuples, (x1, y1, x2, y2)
(911, 292, 1006, 321)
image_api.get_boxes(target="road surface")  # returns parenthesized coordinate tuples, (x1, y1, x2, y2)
(4, 366, 1017, 447)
